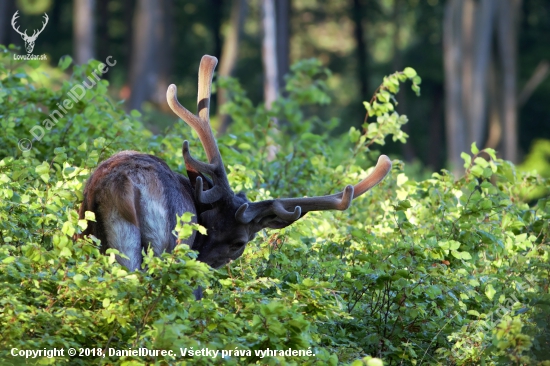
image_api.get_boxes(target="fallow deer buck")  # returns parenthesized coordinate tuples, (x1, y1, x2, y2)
(78, 55, 392, 274)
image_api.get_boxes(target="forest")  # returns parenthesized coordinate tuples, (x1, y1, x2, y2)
(0, 0, 549, 365)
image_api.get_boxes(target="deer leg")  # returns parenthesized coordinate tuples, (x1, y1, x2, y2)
(103, 210, 143, 271)
(138, 197, 172, 257)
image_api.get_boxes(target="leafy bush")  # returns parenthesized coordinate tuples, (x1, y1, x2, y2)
(1, 45, 549, 365)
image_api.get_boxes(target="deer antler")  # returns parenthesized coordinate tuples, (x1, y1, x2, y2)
(30, 13, 49, 40)
(166, 55, 233, 204)
(235, 155, 392, 224)
(11, 11, 27, 37)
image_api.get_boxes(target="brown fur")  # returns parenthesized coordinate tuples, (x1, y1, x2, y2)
(78, 151, 197, 269)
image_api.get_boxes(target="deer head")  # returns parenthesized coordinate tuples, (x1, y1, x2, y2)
(11, 11, 49, 54)
(166, 55, 392, 268)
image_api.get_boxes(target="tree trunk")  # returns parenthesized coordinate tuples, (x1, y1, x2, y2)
(261, 0, 278, 110)
(127, 0, 162, 111)
(468, 0, 494, 148)
(123, 0, 135, 78)
(151, 0, 173, 111)
(352, 0, 368, 102)
(0, 0, 16, 45)
(390, 0, 416, 162)
(443, 0, 520, 175)
(218, 0, 248, 133)
(497, 0, 520, 163)
(485, 56, 502, 150)
(444, 0, 467, 176)
(276, 0, 290, 94)
(73, 0, 95, 64)
(428, 86, 444, 170)
(96, 0, 109, 68)
(211, 0, 223, 60)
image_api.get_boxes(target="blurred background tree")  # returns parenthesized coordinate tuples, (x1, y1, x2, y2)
(1, 0, 548, 176)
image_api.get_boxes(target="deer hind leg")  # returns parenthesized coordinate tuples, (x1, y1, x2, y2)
(136, 183, 173, 257)
(103, 209, 143, 271)
(101, 175, 143, 271)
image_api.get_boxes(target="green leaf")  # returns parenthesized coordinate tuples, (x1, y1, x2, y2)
(58, 55, 73, 71)
(403, 67, 417, 78)
(461, 152, 471, 168)
(485, 284, 496, 301)
(439, 240, 461, 251)
(59, 247, 72, 258)
(84, 211, 96, 221)
(238, 142, 252, 150)
(2, 256, 16, 264)
(394, 200, 412, 211)
(35, 162, 50, 175)
(73, 274, 85, 287)
(302, 278, 316, 287)
(196, 225, 207, 235)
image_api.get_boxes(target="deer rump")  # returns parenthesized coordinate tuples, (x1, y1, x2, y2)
(79, 151, 198, 271)
(78, 55, 392, 273)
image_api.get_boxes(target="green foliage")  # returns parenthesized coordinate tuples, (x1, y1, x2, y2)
(518, 139, 550, 201)
(1, 48, 549, 365)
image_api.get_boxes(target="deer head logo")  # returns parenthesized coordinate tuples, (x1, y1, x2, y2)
(11, 11, 49, 54)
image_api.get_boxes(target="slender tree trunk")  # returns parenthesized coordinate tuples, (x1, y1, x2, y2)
(218, 0, 248, 133)
(97, 0, 109, 67)
(211, 0, 223, 60)
(352, 0, 368, 102)
(469, 0, 495, 147)
(123, 0, 135, 74)
(0, 0, 15, 45)
(460, 0, 473, 147)
(276, 0, 290, 94)
(73, 0, 96, 64)
(390, 0, 415, 162)
(444, 0, 467, 176)
(428, 86, 444, 170)
(497, 0, 520, 163)
(151, 0, 173, 112)
(261, 0, 278, 110)
(262, 0, 281, 161)
(485, 56, 502, 150)
(127, 0, 161, 111)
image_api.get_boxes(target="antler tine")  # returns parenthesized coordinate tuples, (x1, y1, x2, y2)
(235, 200, 302, 225)
(11, 11, 26, 36)
(197, 55, 217, 127)
(166, 56, 220, 164)
(38, 13, 49, 34)
(167, 55, 233, 204)
(236, 155, 392, 224)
